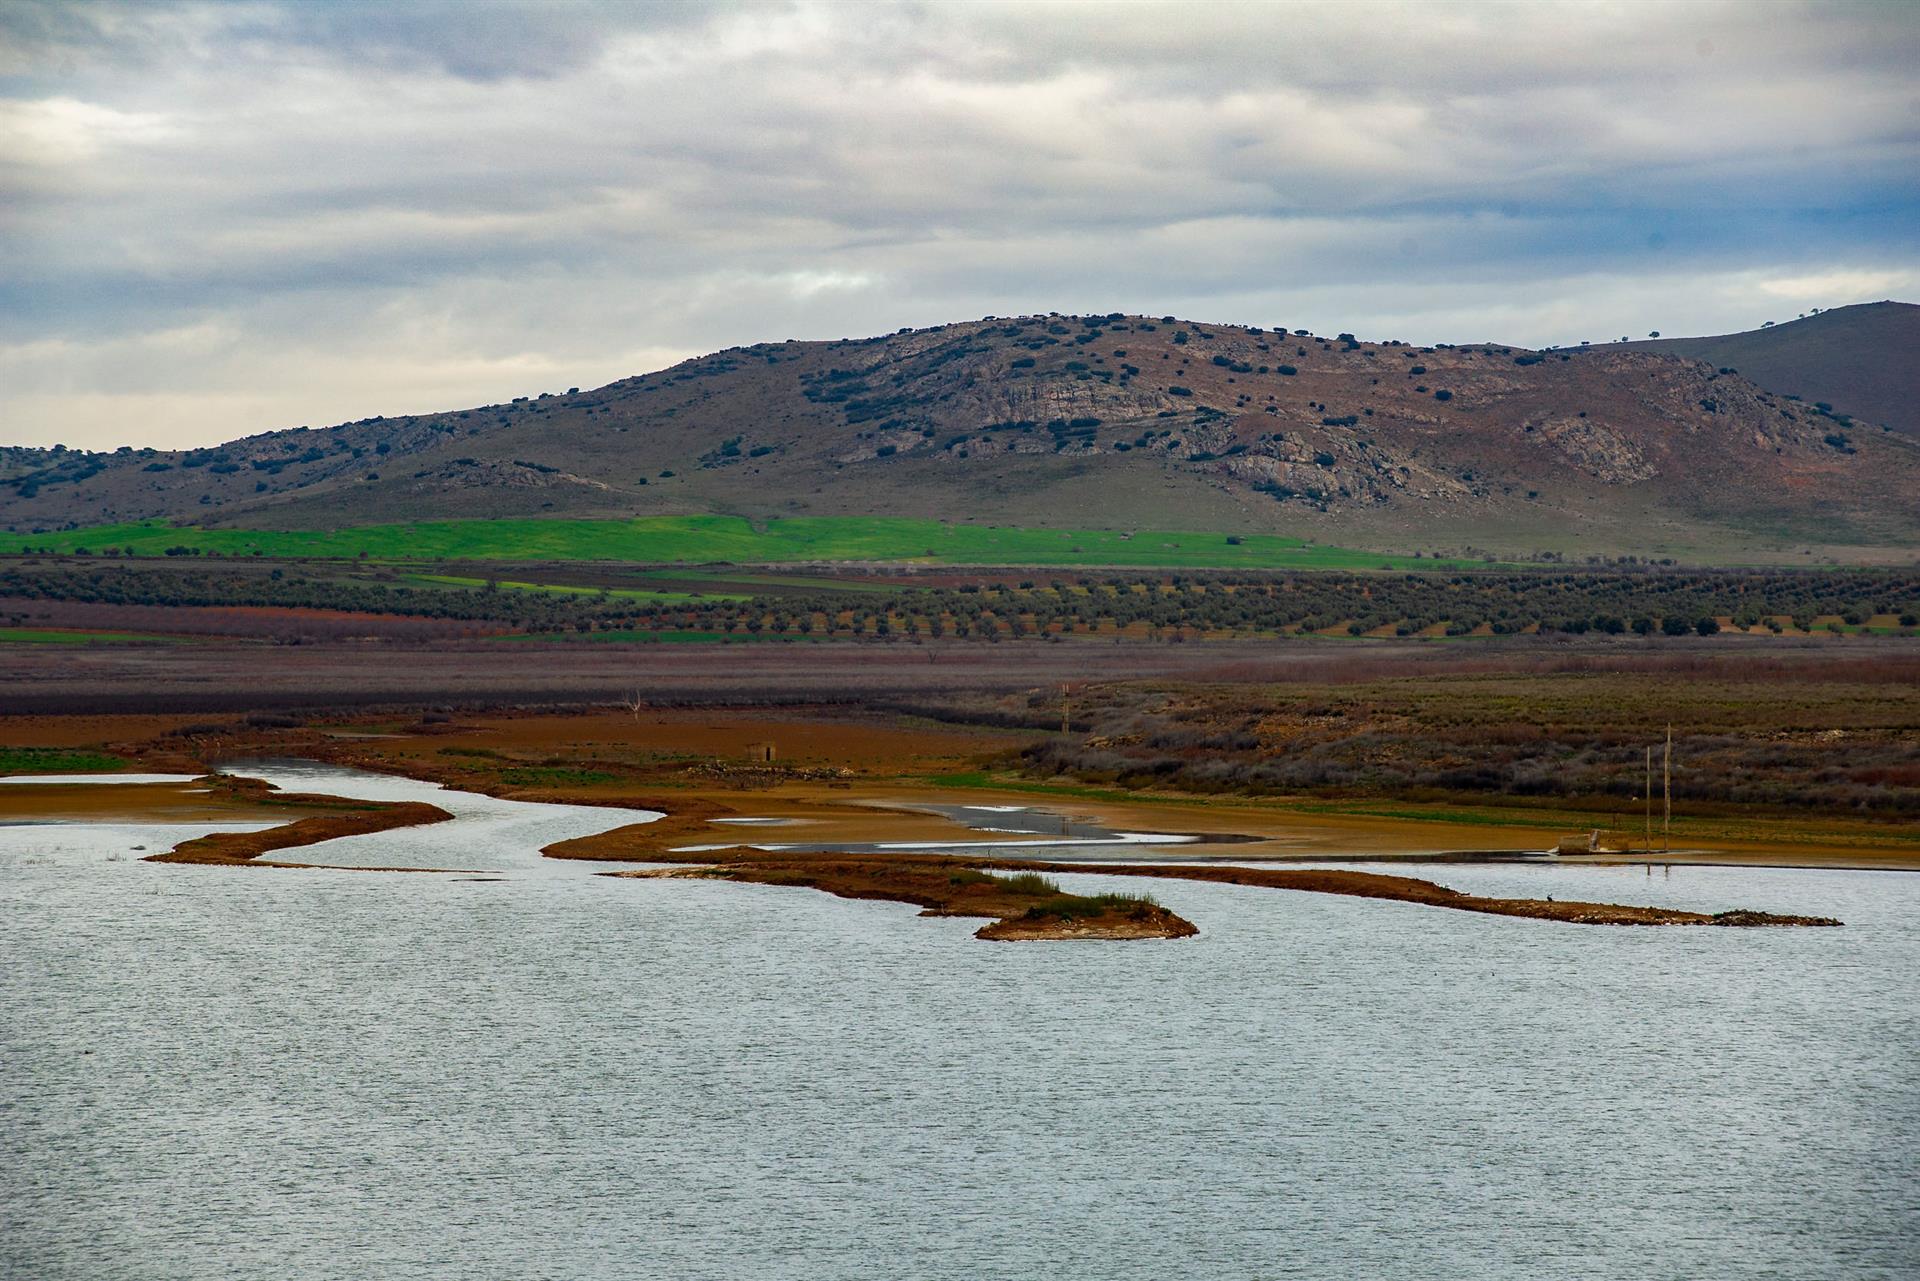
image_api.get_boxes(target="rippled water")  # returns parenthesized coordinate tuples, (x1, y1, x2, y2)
(3, 765, 1916, 1280)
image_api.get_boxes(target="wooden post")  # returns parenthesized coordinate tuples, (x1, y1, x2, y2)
(1061, 684, 1071, 735)
(1644, 745, 1652, 854)
(1663, 724, 1672, 852)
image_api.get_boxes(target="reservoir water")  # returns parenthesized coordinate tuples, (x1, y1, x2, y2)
(3, 764, 1916, 1279)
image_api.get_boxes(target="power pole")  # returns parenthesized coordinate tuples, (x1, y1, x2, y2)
(1644, 745, 1652, 854)
(1061, 684, 1071, 735)
(1663, 723, 1673, 852)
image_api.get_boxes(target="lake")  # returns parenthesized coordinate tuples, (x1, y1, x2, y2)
(3, 764, 1916, 1279)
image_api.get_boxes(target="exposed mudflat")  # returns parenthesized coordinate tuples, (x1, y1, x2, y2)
(2, 704, 1912, 868)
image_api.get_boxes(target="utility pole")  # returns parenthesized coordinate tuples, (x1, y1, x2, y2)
(1644, 745, 1653, 854)
(1663, 723, 1673, 852)
(1061, 684, 1071, 735)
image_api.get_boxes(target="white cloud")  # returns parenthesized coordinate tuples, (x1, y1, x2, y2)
(1756, 269, 1918, 302)
(0, 96, 175, 165)
(0, 0, 1915, 448)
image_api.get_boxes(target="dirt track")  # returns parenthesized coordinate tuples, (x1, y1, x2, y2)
(0, 638, 1349, 714)
(16, 634, 1794, 715)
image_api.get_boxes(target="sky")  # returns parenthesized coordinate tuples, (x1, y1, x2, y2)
(2, 0, 1917, 451)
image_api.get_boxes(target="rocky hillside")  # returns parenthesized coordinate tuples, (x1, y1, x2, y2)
(5, 313, 1917, 557)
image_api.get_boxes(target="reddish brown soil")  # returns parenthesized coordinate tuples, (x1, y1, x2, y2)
(0, 598, 511, 641)
(0, 635, 1441, 715)
(6, 702, 1903, 868)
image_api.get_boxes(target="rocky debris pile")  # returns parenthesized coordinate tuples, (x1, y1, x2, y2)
(682, 760, 854, 787)
(1709, 908, 1843, 927)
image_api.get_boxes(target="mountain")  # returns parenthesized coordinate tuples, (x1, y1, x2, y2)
(1618, 302, 1919, 438)
(6, 312, 1919, 559)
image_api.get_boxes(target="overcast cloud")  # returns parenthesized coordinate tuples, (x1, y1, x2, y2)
(2, 0, 1916, 449)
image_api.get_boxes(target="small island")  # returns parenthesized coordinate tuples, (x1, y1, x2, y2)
(147, 775, 452, 868)
(617, 858, 1198, 941)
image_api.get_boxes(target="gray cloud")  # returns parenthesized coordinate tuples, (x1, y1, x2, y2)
(1, 0, 1916, 447)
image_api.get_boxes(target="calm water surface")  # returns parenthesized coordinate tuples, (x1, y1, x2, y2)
(3, 764, 1916, 1279)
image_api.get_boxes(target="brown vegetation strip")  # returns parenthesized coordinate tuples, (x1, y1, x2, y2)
(147, 788, 453, 868)
(1003, 862, 1841, 927)
(604, 848, 1840, 932)
(614, 855, 1197, 941)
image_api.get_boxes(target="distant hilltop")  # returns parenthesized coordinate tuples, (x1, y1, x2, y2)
(4, 306, 1918, 560)
(1619, 301, 1919, 439)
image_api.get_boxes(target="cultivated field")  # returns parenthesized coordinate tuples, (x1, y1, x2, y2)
(19, 515, 1465, 569)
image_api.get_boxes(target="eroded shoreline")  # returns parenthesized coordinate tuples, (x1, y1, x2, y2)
(144, 775, 455, 869)
(601, 847, 1842, 933)
(2, 759, 1851, 933)
(0, 705, 1866, 934)
(3, 706, 1913, 869)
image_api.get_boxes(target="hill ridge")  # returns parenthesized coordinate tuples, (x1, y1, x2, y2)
(1618, 301, 1919, 438)
(5, 309, 1917, 559)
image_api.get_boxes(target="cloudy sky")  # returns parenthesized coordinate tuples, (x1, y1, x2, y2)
(3, 0, 1916, 450)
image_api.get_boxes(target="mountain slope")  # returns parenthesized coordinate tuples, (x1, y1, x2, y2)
(5, 312, 1918, 559)
(1618, 302, 1919, 437)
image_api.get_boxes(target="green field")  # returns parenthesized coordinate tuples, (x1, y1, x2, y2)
(0, 746, 130, 774)
(27, 516, 1473, 570)
(0, 627, 185, 646)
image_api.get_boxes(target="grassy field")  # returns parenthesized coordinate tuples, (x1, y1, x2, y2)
(29, 516, 1472, 570)
(0, 627, 184, 646)
(0, 746, 130, 774)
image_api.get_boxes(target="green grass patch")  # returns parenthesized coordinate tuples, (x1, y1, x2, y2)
(32, 515, 1474, 570)
(0, 627, 185, 646)
(1000, 872, 1062, 896)
(1023, 890, 1161, 921)
(0, 746, 130, 774)
(496, 766, 620, 787)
